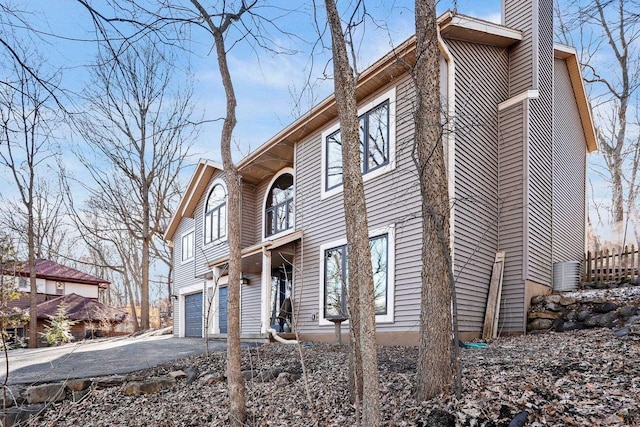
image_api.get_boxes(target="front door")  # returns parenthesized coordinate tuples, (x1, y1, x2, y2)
(218, 286, 228, 334)
(270, 265, 293, 332)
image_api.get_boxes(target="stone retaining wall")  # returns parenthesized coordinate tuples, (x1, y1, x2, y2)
(527, 285, 640, 335)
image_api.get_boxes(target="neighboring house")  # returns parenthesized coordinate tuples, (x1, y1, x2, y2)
(165, 0, 597, 343)
(1, 259, 121, 341)
(34, 293, 128, 340)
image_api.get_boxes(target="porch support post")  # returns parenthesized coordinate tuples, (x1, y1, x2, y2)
(211, 266, 221, 334)
(260, 247, 271, 334)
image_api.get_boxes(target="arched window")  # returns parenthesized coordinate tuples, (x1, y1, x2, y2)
(265, 173, 294, 237)
(204, 183, 226, 244)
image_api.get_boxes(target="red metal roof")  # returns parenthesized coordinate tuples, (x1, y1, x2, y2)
(7, 259, 110, 286)
(35, 293, 128, 323)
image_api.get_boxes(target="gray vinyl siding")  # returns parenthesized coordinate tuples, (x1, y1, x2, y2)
(504, 0, 534, 95)
(241, 184, 258, 248)
(240, 272, 262, 334)
(552, 58, 586, 264)
(498, 102, 526, 332)
(295, 76, 423, 338)
(173, 217, 200, 337)
(447, 40, 508, 332)
(195, 169, 229, 278)
(526, 0, 554, 286)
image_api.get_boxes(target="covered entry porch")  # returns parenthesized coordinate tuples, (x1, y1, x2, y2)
(207, 230, 302, 340)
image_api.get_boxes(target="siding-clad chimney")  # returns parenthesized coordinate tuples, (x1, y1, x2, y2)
(498, 0, 555, 333)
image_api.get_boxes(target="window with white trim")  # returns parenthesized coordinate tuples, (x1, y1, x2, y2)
(265, 173, 294, 237)
(181, 230, 194, 262)
(322, 87, 396, 199)
(204, 183, 227, 244)
(325, 99, 391, 191)
(321, 231, 393, 323)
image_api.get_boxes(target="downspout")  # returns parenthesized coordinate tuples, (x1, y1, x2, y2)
(437, 27, 456, 262)
(267, 326, 298, 344)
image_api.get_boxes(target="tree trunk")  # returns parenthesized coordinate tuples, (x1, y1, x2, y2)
(324, 1, 379, 424)
(124, 275, 140, 331)
(212, 26, 246, 427)
(414, 0, 453, 400)
(28, 205, 37, 349)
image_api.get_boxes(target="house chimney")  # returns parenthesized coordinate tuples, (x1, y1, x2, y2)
(502, 0, 554, 97)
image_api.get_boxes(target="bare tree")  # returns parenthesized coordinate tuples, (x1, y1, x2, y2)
(324, 0, 380, 424)
(412, 0, 455, 400)
(186, 2, 256, 424)
(73, 37, 197, 330)
(0, 49, 60, 348)
(557, 0, 640, 240)
(0, 177, 66, 262)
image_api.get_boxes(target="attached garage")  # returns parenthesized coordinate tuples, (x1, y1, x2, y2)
(184, 292, 203, 337)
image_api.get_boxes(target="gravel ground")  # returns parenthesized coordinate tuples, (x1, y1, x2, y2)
(31, 328, 640, 426)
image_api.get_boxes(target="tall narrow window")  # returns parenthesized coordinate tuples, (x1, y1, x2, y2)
(265, 173, 294, 237)
(181, 231, 194, 262)
(325, 100, 390, 191)
(323, 234, 389, 320)
(204, 184, 226, 244)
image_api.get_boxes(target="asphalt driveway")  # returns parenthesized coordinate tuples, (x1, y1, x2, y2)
(0, 335, 237, 385)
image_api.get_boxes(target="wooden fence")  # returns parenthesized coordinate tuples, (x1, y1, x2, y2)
(583, 244, 640, 282)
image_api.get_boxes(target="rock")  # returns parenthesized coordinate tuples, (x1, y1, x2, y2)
(25, 383, 65, 404)
(123, 377, 176, 396)
(4, 404, 45, 426)
(627, 315, 640, 325)
(593, 302, 618, 313)
(527, 318, 553, 331)
(202, 374, 225, 386)
(566, 310, 578, 321)
(560, 321, 582, 332)
(421, 409, 455, 427)
(94, 376, 126, 388)
(545, 302, 562, 312)
(584, 314, 601, 328)
(529, 311, 558, 320)
(553, 318, 564, 332)
(169, 370, 187, 379)
(598, 311, 619, 328)
(184, 366, 199, 384)
(531, 295, 545, 305)
(619, 306, 638, 319)
(66, 379, 91, 392)
(509, 410, 529, 427)
(614, 327, 630, 337)
(0, 385, 25, 408)
(559, 296, 577, 306)
(577, 310, 591, 322)
(274, 372, 300, 387)
(545, 294, 561, 304)
(71, 389, 91, 402)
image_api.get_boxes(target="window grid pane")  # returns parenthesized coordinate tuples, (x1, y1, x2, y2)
(325, 100, 390, 189)
(323, 234, 388, 320)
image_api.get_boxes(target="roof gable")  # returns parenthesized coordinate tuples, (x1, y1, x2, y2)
(164, 159, 222, 242)
(7, 259, 109, 286)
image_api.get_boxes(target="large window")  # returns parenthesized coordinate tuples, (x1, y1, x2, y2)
(325, 100, 390, 191)
(181, 230, 194, 262)
(323, 233, 390, 321)
(265, 173, 294, 237)
(204, 183, 226, 244)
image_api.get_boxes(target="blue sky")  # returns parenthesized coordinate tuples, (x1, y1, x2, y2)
(6, 1, 622, 249)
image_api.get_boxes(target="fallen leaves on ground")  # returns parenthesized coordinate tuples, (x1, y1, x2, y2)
(32, 328, 640, 426)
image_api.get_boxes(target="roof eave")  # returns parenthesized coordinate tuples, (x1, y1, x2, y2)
(164, 159, 223, 242)
(554, 44, 598, 153)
